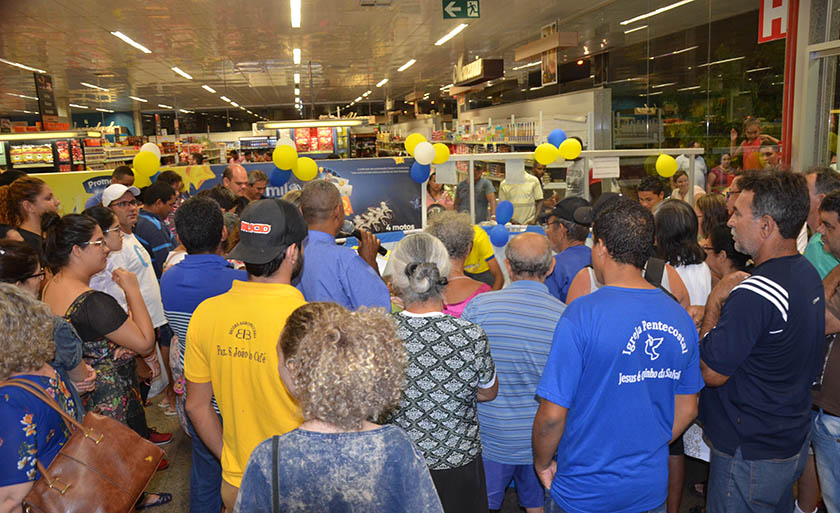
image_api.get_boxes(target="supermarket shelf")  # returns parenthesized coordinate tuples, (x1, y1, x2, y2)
(454, 140, 536, 146)
(13, 163, 54, 168)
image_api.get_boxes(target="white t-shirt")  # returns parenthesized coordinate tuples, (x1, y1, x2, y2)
(674, 262, 712, 306)
(110, 232, 167, 327)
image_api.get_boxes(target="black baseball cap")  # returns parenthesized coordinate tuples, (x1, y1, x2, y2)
(228, 199, 307, 264)
(540, 197, 592, 227)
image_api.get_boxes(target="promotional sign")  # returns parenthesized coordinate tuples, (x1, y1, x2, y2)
(758, 0, 787, 44)
(442, 0, 479, 19)
(33, 157, 422, 234)
(33, 73, 58, 123)
(541, 22, 559, 86)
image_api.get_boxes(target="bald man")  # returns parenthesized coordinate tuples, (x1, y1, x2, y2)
(461, 232, 566, 513)
(222, 164, 249, 197)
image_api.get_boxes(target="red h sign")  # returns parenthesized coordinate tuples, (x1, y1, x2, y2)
(758, 0, 787, 43)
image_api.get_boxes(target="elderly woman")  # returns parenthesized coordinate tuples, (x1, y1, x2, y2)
(386, 232, 498, 513)
(425, 211, 492, 317)
(235, 302, 443, 513)
(0, 283, 79, 512)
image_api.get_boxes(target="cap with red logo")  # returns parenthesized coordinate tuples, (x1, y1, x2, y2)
(228, 198, 307, 265)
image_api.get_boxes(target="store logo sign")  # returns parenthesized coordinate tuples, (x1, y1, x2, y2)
(758, 0, 787, 44)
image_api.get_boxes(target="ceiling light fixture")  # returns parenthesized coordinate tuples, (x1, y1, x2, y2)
(80, 82, 109, 92)
(440, 83, 453, 90)
(129, 95, 148, 102)
(261, 119, 364, 129)
(294, 73, 301, 83)
(0, 130, 102, 141)
(0, 58, 46, 74)
(649, 45, 698, 60)
(355, 96, 363, 102)
(171, 67, 193, 80)
(620, 0, 695, 25)
(638, 91, 664, 96)
(512, 61, 541, 71)
(623, 25, 648, 34)
(158, 104, 173, 109)
(68, 103, 89, 109)
(376, 78, 389, 87)
(696, 56, 745, 68)
(6, 93, 39, 100)
(202, 85, 217, 93)
(220, 96, 231, 102)
(293, 48, 301, 65)
(363, 90, 372, 97)
(179, 109, 194, 114)
(398, 59, 416, 72)
(95, 108, 115, 113)
(291, 0, 301, 28)
(294, 87, 300, 95)
(434, 23, 468, 46)
(230, 101, 239, 107)
(651, 82, 676, 88)
(746, 66, 772, 73)
(677, 85, 701, 91)
(110, 31, 152, 54)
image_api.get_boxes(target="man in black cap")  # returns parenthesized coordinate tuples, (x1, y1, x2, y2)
(184, 198, 307, 511)
(541, 197, 592, 303)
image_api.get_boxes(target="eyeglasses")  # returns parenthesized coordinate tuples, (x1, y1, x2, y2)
(542, 221, 559, 231)
(103, 226, 121, 236)
(110, 199, 138, 208)
(24, 270, 46, 281)
(81, 240, 107, 248)
(726, 189, 741, 199)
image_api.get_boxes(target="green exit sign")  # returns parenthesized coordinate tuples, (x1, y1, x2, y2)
(442, 0, 479, 19)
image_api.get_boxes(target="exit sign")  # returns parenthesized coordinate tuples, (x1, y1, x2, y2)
(442, 0, 479, 19)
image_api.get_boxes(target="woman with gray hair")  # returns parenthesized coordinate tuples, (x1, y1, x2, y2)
(425, 211, 491, 317)
(387, 232, 498, 513)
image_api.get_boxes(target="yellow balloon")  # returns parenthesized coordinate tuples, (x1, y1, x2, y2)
(558, 138, 582, 160)
(534, 143, 559, 165)
(273, 145, 298, 170)
(432, 143, 450, 165)
(405, 133, 427, 156)
(656, 154, 678, 178)
(132, 151, 160, 179)
(294, 157, 318, 181)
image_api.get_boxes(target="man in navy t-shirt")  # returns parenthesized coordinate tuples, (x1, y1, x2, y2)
(699, 170, 824, 513)
(534, 198, 704, 513)
(542, 197, 592, 303)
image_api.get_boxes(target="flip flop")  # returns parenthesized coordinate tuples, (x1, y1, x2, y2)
(135, 492, 172, 510)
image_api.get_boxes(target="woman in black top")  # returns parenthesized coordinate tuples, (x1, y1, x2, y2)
(0, 177, 60, 256)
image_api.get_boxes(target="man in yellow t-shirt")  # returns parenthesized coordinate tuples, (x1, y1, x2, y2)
(463, 225, 505, 290)
(185, 199, 307, 511)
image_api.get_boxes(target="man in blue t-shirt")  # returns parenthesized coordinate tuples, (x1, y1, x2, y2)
(135, 181, 177, 279)
(699, 170, 824, 513)
(534, 198, 704, 513)
(541, 197, 592, 303)
(160, 196, 246, 513)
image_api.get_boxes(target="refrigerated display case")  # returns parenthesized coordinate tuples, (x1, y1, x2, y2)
(1, 136, 89, 172)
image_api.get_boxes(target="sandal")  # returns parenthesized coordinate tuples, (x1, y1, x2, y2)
(135, 492, 173, 510)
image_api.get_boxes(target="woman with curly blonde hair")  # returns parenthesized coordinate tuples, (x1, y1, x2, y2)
(234, 302, 444, 513)
(0, 176, 60, 255)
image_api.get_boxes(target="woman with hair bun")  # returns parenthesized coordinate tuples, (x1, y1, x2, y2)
(0, 176, 59, 255)
(385, 232, 498, 513)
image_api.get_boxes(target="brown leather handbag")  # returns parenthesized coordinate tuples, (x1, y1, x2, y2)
(2, 378, 164, 513)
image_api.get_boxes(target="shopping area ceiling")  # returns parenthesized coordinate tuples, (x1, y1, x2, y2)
(0, 0, 758, 118)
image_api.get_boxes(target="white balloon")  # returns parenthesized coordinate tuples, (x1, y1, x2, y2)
(140, 142, 161, 160)
(277, 137, 295, 148)
(414, 141, 435, 166)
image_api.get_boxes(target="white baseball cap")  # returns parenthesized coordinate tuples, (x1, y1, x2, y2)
(102, 184, 141, 207)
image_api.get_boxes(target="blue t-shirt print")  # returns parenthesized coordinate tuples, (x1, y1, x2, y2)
(536, 286, 704, 513)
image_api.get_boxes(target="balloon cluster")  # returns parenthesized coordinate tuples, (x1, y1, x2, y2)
(132, 143, 163, 187)
(405, 133, 450, 183)
(534, 129, 582, 166)
(272, 137, 319, 182)
(488, 200, 515, 246)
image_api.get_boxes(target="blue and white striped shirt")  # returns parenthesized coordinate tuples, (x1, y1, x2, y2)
(461, 279, 566, 464)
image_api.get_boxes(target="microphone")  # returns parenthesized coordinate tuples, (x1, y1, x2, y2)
(340, 220, 388, 255)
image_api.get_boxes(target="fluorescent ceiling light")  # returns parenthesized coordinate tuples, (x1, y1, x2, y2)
(0, 57, 46, 74)
(0, 130, 102, 141)
(363, 90, 372, 97)
(202, 84, 216, 93)
(649, 45, 698, 60)
(434, 24, 468, 46)
(129, 95, 148, 102)
(262, 119, 364, 129)
(398, 59, 416, 72)
(620, 0, 695, 25)
(512, 61, 541, 71)
(294, 87, 300, 95)
(293, 48, 301, 65)
(158, 104, 173, 109)
(110, 31, 152, 54)
(15, 110, 37, 114)
(230, 102, 240, 107)
(677, 85, 701, 91)
(81, 82, 109, 92)
(291, 0, 301, 28)
(608, 77, 644, 84)
(294, 73, 301, 83)
(179, 109, 194, 114)
(96, 108, 115, 113)
(171, 67, 193, 79)
(354, 96, 363, 102)
(440, 83, 453, 90)
(68, 103, 89, 109)
(624, 25, 648, 34)
(651, 82, 676, 88)
(220, 96, 231, 102)
(6, 93, 38, 100)
(639, 91, 664, 96)
(376, 78, 389, 87)
(746, 66, 772, 73)
(696, 56, 745, 68)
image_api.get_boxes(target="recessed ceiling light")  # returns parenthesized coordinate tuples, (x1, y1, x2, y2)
(293, 48, 301, 65)
(220, 96, 231, 102)
(651, 82, 676, 88)
(620, 0, 695, 25)
(158, 104, 173, 109)
(434, 24, 468, 46)
(294, 73, 301, 84)
(291, 0, 301, 28)
(129, 95, 148, 102)
(202, 85, 217, 93)
(376, 78, 389, 87)
(68, 103, 89, 109)
(677, 85, 701, 91)
(624, 25, 648, 34)
(96, 108, 115, 113)
(171, 67, 193, 80)
(696, 56, 745, 68)
(179, 109, 194, 114)
(230, 101, 239, 107)
(0, 58, 46, 74)
(398, 59, 416, 72)
(363, 90, 372, 97)
(6, 93, 39, 100)
(294, 87, 300, 95)
(110, 31, 152, 54)
(512, 61, 541, 71)
(81, 82, 109, 92)
(746, 66, 772, 73)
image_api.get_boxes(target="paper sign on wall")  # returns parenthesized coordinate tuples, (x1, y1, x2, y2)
(434, 160, 458, 185)
(591, 157, 620, 179)
(505, 159, 525, 185)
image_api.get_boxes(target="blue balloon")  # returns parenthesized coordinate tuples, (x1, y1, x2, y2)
(489, 224, 509, 247)
(547, 128, 567, 147)
(496, 200, 514, 224)
(269, 167, 292, 187)
(410, 161, 431, 183)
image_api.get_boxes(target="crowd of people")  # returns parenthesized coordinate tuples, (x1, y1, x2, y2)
(0, 154, 837, 513)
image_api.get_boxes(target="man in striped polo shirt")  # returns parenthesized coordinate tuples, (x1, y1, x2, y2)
(160, 196, 246, 513)
(462, 232, 564, 513)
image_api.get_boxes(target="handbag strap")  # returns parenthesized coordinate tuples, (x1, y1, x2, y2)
(1, 378, 85, 434)
(272, 435, 279, 513)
